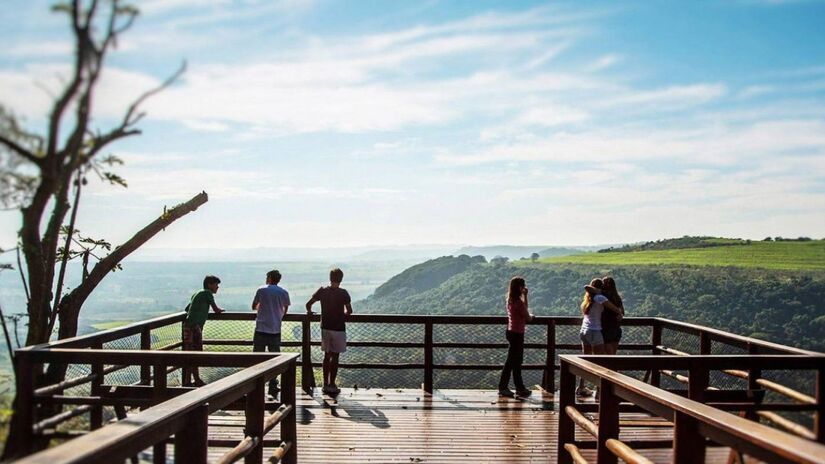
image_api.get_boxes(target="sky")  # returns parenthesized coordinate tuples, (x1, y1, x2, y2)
(1, 0, 824, 253)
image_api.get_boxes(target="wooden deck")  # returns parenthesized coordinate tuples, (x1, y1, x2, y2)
(203, 388, 733, 463)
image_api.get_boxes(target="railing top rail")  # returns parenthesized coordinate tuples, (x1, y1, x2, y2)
(655, 317, 822, 356)
(23, 311, 822, 358)
(20, 312, 186, 352)
(570, 354, 825, 371)
(18, 348, 291, 367)
(16, 353, 299, 464)
(561, 355, 825, 464)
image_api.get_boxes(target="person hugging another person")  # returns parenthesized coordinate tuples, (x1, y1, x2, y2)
(306, 268, 352, 395)
(182, 275, 225, 387)
(601, 276, 625, 355)
(498, 276, 534, 398)
(577, 278, 623, 397)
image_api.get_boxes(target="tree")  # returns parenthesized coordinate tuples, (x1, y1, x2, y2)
(530, 252, 540, 262)
(0, 1, 206, 457)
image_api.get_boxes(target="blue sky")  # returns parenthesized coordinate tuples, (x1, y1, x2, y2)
(1, 0, 824, 251)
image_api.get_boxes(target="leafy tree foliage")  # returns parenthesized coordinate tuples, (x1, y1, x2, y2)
(362, 257, 825, 352)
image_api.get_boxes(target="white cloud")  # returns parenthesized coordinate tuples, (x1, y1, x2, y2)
(2, 40, 72, 58)
(585, 54, 621, 72)
(437, 119, 825, 166)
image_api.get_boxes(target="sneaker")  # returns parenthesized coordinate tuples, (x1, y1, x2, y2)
(516, 388, 532, 397)
(498, 388, 515, 398)
(322, 384, 340, 395)
(575, 387, 594, 397)
(193, 379, 206, 387)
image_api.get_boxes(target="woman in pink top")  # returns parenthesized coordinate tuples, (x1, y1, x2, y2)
(498, 276, 534, 398)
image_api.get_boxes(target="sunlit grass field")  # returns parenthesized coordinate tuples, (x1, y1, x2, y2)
(535, 240, 825, 270)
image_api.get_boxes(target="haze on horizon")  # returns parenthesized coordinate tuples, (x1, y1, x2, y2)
(2, 0, 825, 255)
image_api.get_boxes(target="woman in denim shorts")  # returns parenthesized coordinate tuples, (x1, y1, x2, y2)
(577, 278, 624, 397)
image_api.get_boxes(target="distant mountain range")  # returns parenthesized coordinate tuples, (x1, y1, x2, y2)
(127, 244, 613, 263)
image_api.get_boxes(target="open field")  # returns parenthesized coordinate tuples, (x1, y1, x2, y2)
(536, 240, 825, 270)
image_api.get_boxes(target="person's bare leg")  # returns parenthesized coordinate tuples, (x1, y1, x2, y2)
(322, 353, 331, 387)
(330, 353, 340, 388)
(578, 343, 593, 390)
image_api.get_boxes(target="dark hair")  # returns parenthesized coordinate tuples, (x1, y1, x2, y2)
(507, 276, 526, 303)
(330, 268, 344, 283)
(203, 275, 221, 289)
(580, 278, 603, 314)
(602, 276, 623, 309)
(266, 270, 281, 284)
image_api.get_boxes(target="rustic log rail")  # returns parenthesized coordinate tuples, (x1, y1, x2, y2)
(14, 351, 298, 464)
(559, 354, 825, 464)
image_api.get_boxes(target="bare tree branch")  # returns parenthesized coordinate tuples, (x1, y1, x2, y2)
(123, 61, 187, 128)
(0, 135, 40, 165)
(58, 192, 208, 313)
(16, 246, 29, 302)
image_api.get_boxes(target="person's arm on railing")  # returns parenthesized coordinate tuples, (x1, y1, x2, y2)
(305, 295, 319, 315)
(345, 302, 353, 316)
(251, 288, 260, 312)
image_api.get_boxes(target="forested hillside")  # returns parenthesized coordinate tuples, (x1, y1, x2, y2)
(360, 256, 825, 352)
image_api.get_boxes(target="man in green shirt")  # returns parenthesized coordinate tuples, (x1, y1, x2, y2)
(183, 275, 225, 386)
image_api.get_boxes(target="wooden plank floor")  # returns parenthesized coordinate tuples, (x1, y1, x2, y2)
(201, 388, 736, 463)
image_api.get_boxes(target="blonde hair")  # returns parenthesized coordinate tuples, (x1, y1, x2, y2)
(580, 278, 604, 314)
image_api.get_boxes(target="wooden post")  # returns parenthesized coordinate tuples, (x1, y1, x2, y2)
(13, 352, 35, 456)
(815, 366, 825, 444)
(281, 362, 298, 464)
(688, 359, 709, 403)
(673, 411, 704, 464)
(174, 403, 208, 463)
(699, 331, 711, 355)
(152, 442, 166, 464)
(543, 320, 556, 392)
(141, 326, 152, 385)
(245, 379, 266, 464)
(650, 322, 662, 387)
(301, 314, 315, 394)
(596, 379, 619, 464)
(558, 361, 576, 464)
(424, 321, 433, 394)
(90, 341, 104, 430)
(152, 363, 166, 406)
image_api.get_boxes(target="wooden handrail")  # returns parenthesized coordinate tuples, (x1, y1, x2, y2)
(605, 438, 655, 464)
(16, 354, 298, 464)
(656, 318, 821, 356)
(561, 355, 825, 464)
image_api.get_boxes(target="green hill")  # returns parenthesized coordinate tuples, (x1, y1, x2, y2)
(371, 254, 487, 300)
(538, 238, 825, 270)
(360, 252, 825, 352)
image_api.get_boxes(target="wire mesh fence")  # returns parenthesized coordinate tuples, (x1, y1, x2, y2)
(31, 315, 824, 443)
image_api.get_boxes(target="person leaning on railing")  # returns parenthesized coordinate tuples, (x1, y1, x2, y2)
(498, 276, 534, 398)
(182, 274, 225, 387)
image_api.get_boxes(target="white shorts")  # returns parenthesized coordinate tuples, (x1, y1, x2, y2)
(321, 329, 347, 353)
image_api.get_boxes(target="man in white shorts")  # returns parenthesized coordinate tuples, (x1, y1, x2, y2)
(305, 268, 352, 395)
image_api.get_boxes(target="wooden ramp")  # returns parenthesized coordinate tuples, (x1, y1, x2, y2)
(205, 388, 734, 463)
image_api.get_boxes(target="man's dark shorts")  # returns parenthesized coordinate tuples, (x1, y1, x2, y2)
(183, 325, 204, 351)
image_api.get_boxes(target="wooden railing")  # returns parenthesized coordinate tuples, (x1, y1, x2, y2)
(10, 311, 825, 463)
(558, 354, 825, 464)
(13, 347, 298, 464)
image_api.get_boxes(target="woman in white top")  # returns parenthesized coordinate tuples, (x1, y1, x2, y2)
(577, 278, 624, 397)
